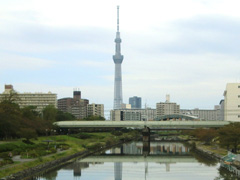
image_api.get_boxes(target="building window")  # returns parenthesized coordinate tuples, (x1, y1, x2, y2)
(239, 115, 240, 118)
(238, 86, 240, 88)
(239, 105, 240, 108)
(239, 95, 240, 98)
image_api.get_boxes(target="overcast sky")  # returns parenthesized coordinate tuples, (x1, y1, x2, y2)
(1, 0, 240, 114)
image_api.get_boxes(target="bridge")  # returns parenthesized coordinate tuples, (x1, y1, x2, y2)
(78, 154, 197, 163)
(54, 120, 229, 129)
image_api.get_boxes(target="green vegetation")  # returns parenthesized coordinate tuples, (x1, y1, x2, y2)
(218, 122, 240, 153)
(185, 128, 218, 145)
(0, 131, 140, 178)
(82, 115, 105, 121)
(0, 92, 141, 178)
(184, 122, 240, 154)
(0, 98, 75, 140)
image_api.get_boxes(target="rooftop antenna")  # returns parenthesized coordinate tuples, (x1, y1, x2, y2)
(117, 5, 119, 32)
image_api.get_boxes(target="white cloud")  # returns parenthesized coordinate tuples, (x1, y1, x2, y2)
(0, 0, 240, 111)
(0, 53, 55, 70)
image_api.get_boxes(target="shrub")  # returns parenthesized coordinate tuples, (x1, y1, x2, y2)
(0, 152, 10, 159)
(12, 148, 22, 155)
(72, 133, 93, 139)
(105, 138, 115, 146)
(0, 158, 13, 167)
(57, 144, 69, 150)
(49, 147, 57, 154)
(0, 143, 18, 152)
(22, 139, 34, 145)
(86, 142, 105, 150)
(111, 131, 123, 136)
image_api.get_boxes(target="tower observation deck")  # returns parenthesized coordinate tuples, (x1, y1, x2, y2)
(113, 6, 124, 109)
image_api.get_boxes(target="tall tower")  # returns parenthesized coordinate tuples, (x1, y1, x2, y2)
(113, 6, 124, 109)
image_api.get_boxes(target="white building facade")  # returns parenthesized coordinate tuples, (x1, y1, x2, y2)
(87, 103, 104, 118)
(110, 108, 156, 121)
(156, 102, 180, 117)
(224, 83, 240, 122)
(0, 85, 57, 112)
(180, 107, 220, 121)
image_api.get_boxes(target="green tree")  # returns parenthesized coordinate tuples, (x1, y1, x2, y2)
(17, 128, 37, 143)
(0, 100, 52, 139)
(21, 106, 40, 119)
(42, 105, 57, 122)
(0, 100, 22, 139)
(218, 123, 240, 152)
(1, 91, 20, 103)
(56, 110, 75, 121)
(82, 115, 105, 121)
(192, 128, 218, 145)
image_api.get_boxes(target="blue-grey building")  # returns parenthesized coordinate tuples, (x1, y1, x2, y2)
(129, 96, 142, 109)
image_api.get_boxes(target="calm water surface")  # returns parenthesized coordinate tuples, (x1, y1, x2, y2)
(33, 141, 238, 180)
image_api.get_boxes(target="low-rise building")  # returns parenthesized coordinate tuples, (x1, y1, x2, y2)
(87, 103, 104, 117)
(156, 102, 180, 117)
(121, 103, 131, 109)
(110, 108, 156, 121)
(156, 95, 180, 118)
(180, 107, 220, 121)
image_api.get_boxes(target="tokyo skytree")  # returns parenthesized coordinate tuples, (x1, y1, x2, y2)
(113, 6, 124, 109)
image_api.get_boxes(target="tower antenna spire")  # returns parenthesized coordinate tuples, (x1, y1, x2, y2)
(117, 5, 119, 32)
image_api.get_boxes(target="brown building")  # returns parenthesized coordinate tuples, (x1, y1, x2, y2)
(57, 90, 89, 119)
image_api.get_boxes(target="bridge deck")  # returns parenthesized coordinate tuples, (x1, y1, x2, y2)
(54, 120, 229, 129)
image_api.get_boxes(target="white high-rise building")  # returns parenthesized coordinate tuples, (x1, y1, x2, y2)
(223, 83, 240, 122)
(0, 85, 57, 112)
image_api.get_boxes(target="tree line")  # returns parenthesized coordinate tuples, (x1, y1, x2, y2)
(186, 122, 240, 153)
(0, 99, 75, 140)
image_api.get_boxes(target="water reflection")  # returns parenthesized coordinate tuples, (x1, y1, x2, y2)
(34, 141, 237, 180)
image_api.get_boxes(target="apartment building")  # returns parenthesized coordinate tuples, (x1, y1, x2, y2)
(0, 85, 57, 112)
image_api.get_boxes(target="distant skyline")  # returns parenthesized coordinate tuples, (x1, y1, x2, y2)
(1, 0, 240, 112)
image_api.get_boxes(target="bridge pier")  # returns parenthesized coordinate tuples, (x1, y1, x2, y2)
(142, 126, 150, 156)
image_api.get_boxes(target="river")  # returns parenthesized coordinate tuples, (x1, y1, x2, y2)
(32, 140, 239, 180)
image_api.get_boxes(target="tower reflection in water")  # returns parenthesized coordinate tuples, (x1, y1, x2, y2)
(38, 141, 191, 180)
(111, 141, 190, 179)
(112, 147, 123, 180)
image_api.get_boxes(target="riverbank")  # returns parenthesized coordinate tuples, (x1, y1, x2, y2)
(179, 135, 228, 159)
(0, 131, 140, 180)
(185, 138, 240, 175)
(191, 141, 227, 159)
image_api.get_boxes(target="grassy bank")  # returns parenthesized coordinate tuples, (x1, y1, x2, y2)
(179, 135, 228, 157)
(0, 130, 139, 178)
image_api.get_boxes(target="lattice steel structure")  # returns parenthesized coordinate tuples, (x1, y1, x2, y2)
(113, 6, 124, 109)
